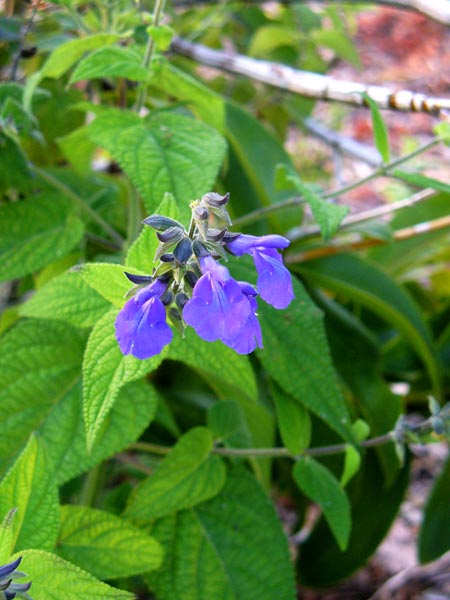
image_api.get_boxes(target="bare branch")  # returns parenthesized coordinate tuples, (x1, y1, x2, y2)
(303, 117, 382, 167)
(171, 37, 450, 117)
(171, 0, 450, 27)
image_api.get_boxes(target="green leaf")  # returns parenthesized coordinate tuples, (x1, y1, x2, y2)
(41, 380, 158, 485)
(0, 319, 85, 470)
(224, 102, 298, 231)
(0, 134, 32, 193)
(147, 467, 296, 600)
(296, 254, 442, 399)
(0, 194, 84, 283)
(312, 29, 361, 68)
(298, 452, 409, 586)
(340, 446, 361, 488)
(77, 263, 146, 308)
(125, 427, 226, 522)
(250, 270, 354, 442)
(419, 455, 450, 562)
(19, 270, 110, 328)
(434, 121, 450, 145)
(0, 435, 59, 553)
(87, 109, 227, 221)
(147, 24, 174, 51)
(249, 25, 300, 57)
(362, 92, 390, 162)
(16, 549, 133, 599)
(0, 509, 16, 563)
(271, 382, 311, 455)
(393, 169, 450, 194)
(41, 34, 122, 79)
(153, 60, 225, 132)
(57, 505, 162, 579)
(207, 400, 252, 448)
(58, 126, 97, 175)
(275, 163, 348, 240)
(83, 309, 165, 450)
(70, 46, 149, 84)
(293, 456, 351, 551)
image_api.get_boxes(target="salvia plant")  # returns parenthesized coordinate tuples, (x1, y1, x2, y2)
(1, 0, 450, 598)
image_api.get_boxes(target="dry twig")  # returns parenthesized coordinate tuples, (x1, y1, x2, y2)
(171, 37, 450, 118)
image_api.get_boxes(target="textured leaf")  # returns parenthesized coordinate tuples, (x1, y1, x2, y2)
(41, 380, 158, 485)
(0, 194, 84, 283)
(70, 46, 149, 83)
(19, 270, 110, 328)
(296, 254, 442, 399)
(419, 455, 450, 562)
(57, 505, 162, 579)
(83, 309, 165, 450)
(293, 456, 351, 551)
(41, 34, 122, 79)
(125, 427, 226, 522)
(363, 93, 390, 162)
(0, 319, 85, 470)
(17, 549, 133, 599)
(0, 435, 59, 552)
(77, 263, 146, 308)
(87, 109, 227, 221)
(147, 467, 296, 600)
(275, 164, 348, 240)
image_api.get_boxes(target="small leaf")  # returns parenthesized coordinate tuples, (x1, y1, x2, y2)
(271, 382, 311, 455)
(0, 194, 84, 283)
(207, 400, 252, 448)
(147, 24, 174, 51)
(125, 427, 226, 522)
(70, 46, 150, 83)
(434, 121, 450, 145)
(83, 309, 165, 450)
(147, 467, 296, 600)
(293, 456, 351, 551)
(57, 505, 162, 579)
(340, 446, 361, 488)
(393, 169, 450, 194)
(16, 549, 133, 599)
(275, 164, 348, 240)
(362, 93, 390, 162)
(0, 435, 59, 553)
(19, 270, 110, 328)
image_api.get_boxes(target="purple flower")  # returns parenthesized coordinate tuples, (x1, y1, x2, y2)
(115, 278, 173, 359)
(182, 255, 263, 354)
(225, 234, 294, 309)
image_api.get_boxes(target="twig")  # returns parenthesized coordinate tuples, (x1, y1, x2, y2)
(369, 550, 450, 600)
(134, 0, 167, 112)
(303, 117, 382, 167)
(286, 213, 450, 263)
(10, 0, 42, 82)
(170, 0, 450, 27)
(288, 187, 437, 241)
(171, 37, 450, 117)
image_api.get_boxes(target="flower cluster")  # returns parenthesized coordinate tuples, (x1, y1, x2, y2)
(0, 557, 32, 600)
(115, 193, 294, 358)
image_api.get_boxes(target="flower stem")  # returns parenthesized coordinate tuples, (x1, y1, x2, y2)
(134, 0, 167, 113)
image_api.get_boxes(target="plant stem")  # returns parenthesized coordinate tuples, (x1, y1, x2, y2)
(127, 185, 142, 247)
(31, 164, 124, 247)
(134, 0, 167, 113)
(232, 138, 440, 230)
